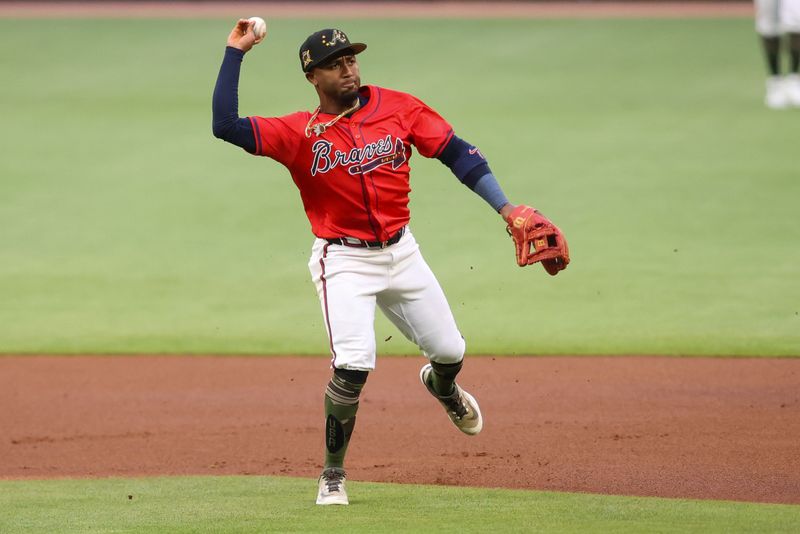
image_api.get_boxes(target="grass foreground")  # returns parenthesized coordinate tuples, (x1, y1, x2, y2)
(1, 475, 799, 533)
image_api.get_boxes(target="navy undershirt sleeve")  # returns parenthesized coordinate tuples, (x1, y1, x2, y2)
(437, 136, 509, 212)
(212, 47, 257, 154)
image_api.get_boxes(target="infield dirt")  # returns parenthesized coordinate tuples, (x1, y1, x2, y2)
(2, 355, 798, 505)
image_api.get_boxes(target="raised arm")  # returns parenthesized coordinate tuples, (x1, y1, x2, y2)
(211, 19, 265, 153)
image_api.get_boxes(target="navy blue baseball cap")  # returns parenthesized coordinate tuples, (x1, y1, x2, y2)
(299, 28, 366, 72)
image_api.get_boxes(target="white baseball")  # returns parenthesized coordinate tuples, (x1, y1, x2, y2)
(248, 16, 267, 42)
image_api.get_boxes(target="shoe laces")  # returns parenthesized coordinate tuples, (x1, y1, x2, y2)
(322, 468, 345, 492)
(442, 393, 468, 420)
(424, 371, 470, 420)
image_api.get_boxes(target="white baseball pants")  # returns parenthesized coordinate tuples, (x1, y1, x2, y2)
(756, 0, 800, 36)
(308, 228, 465, 371)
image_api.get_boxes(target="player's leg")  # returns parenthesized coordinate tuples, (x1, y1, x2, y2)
(308, 239, 384, 504)
(756, 0, 790, 108)
(781, 0, 800, 104)
(761, 34, 782, 75)
(323, 368, 368, 467)
(788, 32, 800, 105)
(379, 282, 467, 400)
(376, 230, 482, 435)
(316, 367, 367, 505)
(756, 0, 782, 75)
(791, 32, 800, 73)
(309, 240, 383, 371)
(376, 233, 465, 390)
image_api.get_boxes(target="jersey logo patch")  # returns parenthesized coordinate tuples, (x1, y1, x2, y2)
(310, 135, 406, 177)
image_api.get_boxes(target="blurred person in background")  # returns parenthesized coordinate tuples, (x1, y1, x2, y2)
(755, 0, 800, 108)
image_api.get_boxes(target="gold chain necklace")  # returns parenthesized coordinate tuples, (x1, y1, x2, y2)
(304, 100, 361, 138)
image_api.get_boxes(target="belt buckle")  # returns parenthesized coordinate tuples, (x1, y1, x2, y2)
(365, 240, 386, 250)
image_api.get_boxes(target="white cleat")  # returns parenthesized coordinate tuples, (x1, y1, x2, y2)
(420, 364, 483, 436)
(784, 74, 800, 107)
(316, 467, 349, 505)
(765, 76, 790, 109)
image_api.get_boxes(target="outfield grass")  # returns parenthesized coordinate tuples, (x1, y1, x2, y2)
(1, 18, 798, 355)
(0, 475, 798, 533)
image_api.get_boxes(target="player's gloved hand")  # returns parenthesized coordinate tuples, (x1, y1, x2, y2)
(504, 204, 569, 275)
(227, 19, 260, 52)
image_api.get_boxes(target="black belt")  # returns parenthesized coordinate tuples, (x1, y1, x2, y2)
(325, 227, 406, 249)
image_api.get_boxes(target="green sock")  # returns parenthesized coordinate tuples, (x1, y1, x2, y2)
(324, 397, 358, 468)
(430, 360, 463, 397)
(323, 371, 367, 469)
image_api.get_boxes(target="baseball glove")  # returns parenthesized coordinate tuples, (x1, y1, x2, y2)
(505, 205, 569, 275)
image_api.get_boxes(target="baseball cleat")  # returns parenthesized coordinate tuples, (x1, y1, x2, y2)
(784, 74, 800, 107)
(316, 467, 349, 505)
(765, 76, 790, 109)
(420, 364, 483, 436)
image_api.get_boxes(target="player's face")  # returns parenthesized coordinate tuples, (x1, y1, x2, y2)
(309, 54, 361, 103)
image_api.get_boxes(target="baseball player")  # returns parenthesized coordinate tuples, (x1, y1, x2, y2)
(212, 20, 568, 506)
(755, 0, 800, 108)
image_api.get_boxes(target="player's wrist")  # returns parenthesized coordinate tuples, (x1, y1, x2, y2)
(499, 203, 516, 220)
(226, 45, 247, 57)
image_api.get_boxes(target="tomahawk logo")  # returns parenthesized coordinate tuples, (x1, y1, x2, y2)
(310, 135, 406, 177)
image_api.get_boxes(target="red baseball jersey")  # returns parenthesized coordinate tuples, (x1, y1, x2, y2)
(249, 85, 454, 241)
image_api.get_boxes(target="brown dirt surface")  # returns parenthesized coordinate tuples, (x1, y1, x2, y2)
(0, 1, 752, 19)
(2, 355, 798, 504)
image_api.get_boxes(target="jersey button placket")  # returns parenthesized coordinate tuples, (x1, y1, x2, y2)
(348, 122, 381, 240)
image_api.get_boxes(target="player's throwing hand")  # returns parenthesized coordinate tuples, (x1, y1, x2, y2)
(227, 18, 263, 53)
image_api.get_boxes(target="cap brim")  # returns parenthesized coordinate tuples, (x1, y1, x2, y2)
(308, 43, 367, 71)
(349, 43, 367, 55)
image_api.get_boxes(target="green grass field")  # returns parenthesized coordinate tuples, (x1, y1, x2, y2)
(2, 475, 799, 533)
(1, 17, 799, 356)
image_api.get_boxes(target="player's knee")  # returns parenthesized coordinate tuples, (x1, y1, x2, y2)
(426, 335, 465, 365)
(330, 336, 376, 372)
(333, 368, 368, 385)
(326, 368, 368, 406)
